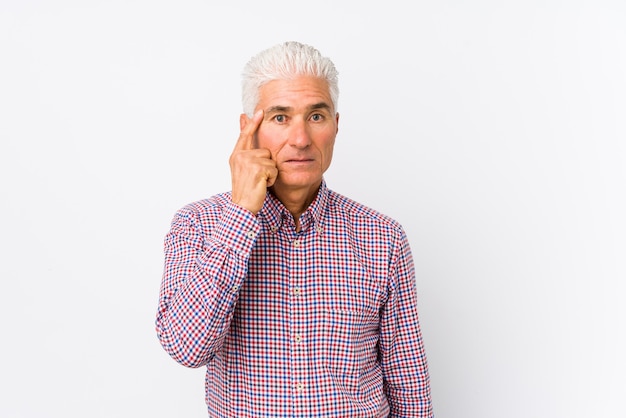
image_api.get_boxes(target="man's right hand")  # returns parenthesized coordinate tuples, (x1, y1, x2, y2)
(229, 110, 278, 215)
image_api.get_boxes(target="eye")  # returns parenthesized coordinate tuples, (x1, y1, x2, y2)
(310, 113, 324, 122)
(274, 114, 286, 123)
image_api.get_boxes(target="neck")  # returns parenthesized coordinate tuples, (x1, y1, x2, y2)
(270, 182, 321, 232)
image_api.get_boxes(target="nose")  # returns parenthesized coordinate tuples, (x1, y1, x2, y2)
(288, 118, 312, 149)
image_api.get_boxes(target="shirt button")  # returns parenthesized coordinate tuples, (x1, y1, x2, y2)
(316, 226, 323, 233)
(292, 287, 301, 296)
(231, 285, 239, 293)
(295, 334, 302, 343)
(247, 230, 256, 239)
(292, 239, 300, 247)
(296, 383, 304, 392)
(270, 226, 278, 233)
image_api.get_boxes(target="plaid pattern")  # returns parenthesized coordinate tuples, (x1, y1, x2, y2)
(156, 181, 433, 417)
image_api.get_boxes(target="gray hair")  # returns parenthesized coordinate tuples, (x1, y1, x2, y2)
(241, 41, 339, 117)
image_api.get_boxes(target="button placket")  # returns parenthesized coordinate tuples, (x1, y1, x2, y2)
(288, 231, 308, 398)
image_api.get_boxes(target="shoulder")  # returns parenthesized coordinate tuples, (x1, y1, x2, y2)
(172, 192, 233, 224)
(326, 189, 405, 236)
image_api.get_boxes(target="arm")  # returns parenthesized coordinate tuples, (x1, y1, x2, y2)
(155, 202, 259, 368)
(380, 227, 434, 417)
(156, 110, 270, 368)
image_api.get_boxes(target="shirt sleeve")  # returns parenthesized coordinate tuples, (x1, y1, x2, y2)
(379, 226, 434, 417)
(155, 202, 260, 368)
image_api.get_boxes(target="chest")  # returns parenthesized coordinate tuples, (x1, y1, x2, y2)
(243, 225, 389, 316)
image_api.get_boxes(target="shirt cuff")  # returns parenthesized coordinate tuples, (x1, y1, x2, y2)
(210, 202, 261, 256)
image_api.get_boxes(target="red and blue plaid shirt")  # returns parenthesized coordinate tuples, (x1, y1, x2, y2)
(156, 181, 433, 417)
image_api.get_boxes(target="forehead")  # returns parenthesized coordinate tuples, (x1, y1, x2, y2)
(257, 76, 333, 112)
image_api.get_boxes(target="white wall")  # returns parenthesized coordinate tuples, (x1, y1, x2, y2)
(1, 1, 625, 417)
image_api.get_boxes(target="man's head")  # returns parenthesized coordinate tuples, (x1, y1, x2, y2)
(241, 41, 339, 117)
(238, 42, 340, 202)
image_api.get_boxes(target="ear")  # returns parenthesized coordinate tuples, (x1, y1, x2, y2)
(239, 113, 248, 131)
(335, 112, 340, 134)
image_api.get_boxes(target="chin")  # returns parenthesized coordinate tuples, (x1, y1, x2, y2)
(277, 174, 322, 190)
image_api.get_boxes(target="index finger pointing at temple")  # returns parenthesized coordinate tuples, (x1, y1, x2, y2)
(235, 109, 264, 151)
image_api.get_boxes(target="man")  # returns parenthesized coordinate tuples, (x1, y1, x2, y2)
(156, 41, 433, 417)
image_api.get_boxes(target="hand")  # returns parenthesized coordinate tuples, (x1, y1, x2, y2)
(229, 110, 278, 214)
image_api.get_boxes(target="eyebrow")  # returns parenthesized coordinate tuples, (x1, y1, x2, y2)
(265, 102, 333, 114)
(309, 102, 332, 111)
(265, 105, 291, 114)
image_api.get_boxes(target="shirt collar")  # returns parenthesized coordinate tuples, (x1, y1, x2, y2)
(260, 179, 329, 234)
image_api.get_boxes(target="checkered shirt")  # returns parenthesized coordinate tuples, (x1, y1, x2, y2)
(156, 180, 433, 417)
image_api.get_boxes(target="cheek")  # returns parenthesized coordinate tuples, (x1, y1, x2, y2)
(256, 127, 281, 155)
(321, 137, 336, 168)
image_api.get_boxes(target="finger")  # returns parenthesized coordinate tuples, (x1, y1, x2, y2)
(265, 166, 278, 187)
(234, 109, 263, 151)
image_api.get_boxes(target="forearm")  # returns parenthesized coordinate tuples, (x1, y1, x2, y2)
(381, 229, 434, 417)
(383, 305, 433, 418)
(386, 368, 432, 418)
(156, 246, 247, 367)
(155, 203, 259, 367)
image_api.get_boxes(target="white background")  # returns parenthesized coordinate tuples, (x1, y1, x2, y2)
(1, 1, 625, 417)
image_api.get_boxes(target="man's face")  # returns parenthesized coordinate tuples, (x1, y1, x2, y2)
(251, 75, 339, 195)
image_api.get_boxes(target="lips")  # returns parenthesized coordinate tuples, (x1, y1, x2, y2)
(284, 156, 315, 163)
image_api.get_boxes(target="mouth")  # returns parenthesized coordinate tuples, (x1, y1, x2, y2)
(284, 157, 315, 164)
